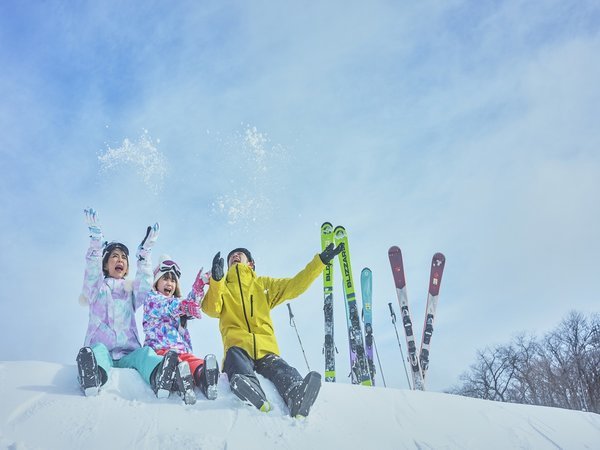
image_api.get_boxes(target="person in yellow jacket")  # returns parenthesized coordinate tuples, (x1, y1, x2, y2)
(201, 244, 342, 417)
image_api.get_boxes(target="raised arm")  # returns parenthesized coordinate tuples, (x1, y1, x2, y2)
(79, 207, 104, 305)
(133, 222, 160, 309)
(261, 243, 343, 308)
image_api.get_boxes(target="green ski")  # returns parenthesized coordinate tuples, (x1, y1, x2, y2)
(334, 225, 372, 386)
(321, 222, 336, 382)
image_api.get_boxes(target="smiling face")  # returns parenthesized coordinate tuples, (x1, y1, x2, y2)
(155, 272, 178, 297)
(228, 251, 250, 267)
(228, 251, 256, 270)
(104, 248, 129, 279)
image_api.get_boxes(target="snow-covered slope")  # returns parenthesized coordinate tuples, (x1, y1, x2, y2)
(0, 361, 598, 450)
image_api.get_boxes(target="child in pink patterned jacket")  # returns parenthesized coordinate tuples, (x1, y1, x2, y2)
(143, 255, 219, 405)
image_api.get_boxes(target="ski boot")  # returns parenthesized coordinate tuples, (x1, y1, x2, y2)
(151, 350, 179, 399)
(286, 371, 322, 418)
(197, 354, 219, 400)
(76, 347, 101, 396)
(174, 362, 197, 405)
(229, 374, 271, 412)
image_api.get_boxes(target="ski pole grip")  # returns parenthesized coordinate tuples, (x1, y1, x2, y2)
(388, 302, 396, 322)
(287, 303, 294, 325)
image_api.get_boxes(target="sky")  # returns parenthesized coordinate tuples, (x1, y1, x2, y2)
(1, 360, 599, 449)
(1, 1, 599, 393)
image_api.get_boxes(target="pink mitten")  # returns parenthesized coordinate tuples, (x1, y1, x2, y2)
(180, 300, 201, 318)
(192, 268, 211, 300)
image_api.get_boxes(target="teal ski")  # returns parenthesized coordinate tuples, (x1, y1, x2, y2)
(360, 267, 376, 385)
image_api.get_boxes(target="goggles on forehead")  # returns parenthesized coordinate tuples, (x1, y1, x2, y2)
(103, 241, 129, 258)
(159, 260, 181, 279)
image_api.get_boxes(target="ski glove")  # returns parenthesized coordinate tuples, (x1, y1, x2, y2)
(180, 300, 201, 319)
(191, 268, 210, 300)
(140, 222, 160, 249)
(137, 222, 160, 261)
(84, 207, 102, 242)
(319, 242, 344, 265)
(211, 252, 224, 282)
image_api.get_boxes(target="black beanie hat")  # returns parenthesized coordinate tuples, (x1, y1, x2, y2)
(227, 248, 254, 267)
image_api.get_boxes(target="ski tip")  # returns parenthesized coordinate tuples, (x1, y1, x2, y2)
(388, 245, 401, 255)
(432, 252, 446, 265)
(333, 225, 346, 239)
(361, 267, 371, 275)
(321, 222, 333, 232)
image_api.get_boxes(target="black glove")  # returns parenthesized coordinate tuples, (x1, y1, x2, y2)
(211, 252, 224, 281)
(140, 223, 159, 249)
(319, 242, 344, 264)
(137, 222, 159, 261)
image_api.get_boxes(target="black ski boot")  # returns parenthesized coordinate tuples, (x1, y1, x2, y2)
(286, 371, 322, 418)
(174, 362, 197, 405)
(196, 354, 219, 400)
(76, 347, 101, 396)
(229, 374, 271, 412)
(151, 350, 179, 399)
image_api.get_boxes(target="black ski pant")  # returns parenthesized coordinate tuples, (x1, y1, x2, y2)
(223, 346, 303, 401)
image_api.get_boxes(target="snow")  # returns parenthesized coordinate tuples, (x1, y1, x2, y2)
(1, 361, 598, 450)
(98, 131, 167, 195)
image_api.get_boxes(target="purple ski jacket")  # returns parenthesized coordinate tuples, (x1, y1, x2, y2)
(79, 239, 153, 360)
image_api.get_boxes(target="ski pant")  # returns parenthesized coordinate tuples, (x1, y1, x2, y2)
(223, 346, 303, 400)
(91, 343, 162, 386)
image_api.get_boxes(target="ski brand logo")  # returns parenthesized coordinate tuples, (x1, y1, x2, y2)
(324, 264, 332, 282)
(341, 251, 352, 288)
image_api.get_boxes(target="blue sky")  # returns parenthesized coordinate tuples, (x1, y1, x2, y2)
(1, 0, 599, 392)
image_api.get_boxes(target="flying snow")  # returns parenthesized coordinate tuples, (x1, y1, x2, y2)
(98, 130, 167, 195)
(212, 124, 289, 227)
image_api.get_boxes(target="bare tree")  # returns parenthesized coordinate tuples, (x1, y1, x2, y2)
(449, 311, 599, 413)
(451, 344, 517, 402)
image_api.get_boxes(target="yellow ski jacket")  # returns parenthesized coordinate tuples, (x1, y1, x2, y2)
(201, 254, 325, 360)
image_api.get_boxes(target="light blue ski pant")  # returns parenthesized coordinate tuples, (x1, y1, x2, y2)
(91, 343, 163, 385)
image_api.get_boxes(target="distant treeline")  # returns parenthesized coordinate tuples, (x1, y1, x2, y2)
(448, 311, 600, 413)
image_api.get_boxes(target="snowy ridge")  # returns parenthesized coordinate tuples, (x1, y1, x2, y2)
(0, 361, 599, 450)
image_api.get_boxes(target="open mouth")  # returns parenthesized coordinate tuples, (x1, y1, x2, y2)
(164, 287, 173, 295)
(115, 264, 124, 273)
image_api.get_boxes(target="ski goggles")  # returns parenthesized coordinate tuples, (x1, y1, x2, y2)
(158, 260, 181, 279)
(103, 241, 129, 258)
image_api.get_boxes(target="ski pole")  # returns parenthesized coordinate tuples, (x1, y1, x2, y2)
(389, 302, 412, 389)
(287, 303, 311, 371)
(372, 336, 387, 387)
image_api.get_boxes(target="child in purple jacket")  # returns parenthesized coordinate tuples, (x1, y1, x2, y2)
(75, 208, 179, 399)
(143, 255, 219, 405)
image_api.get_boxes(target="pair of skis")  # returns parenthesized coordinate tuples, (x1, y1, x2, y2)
(388, 246, 445, 390)
(321, 223, 372, 386)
